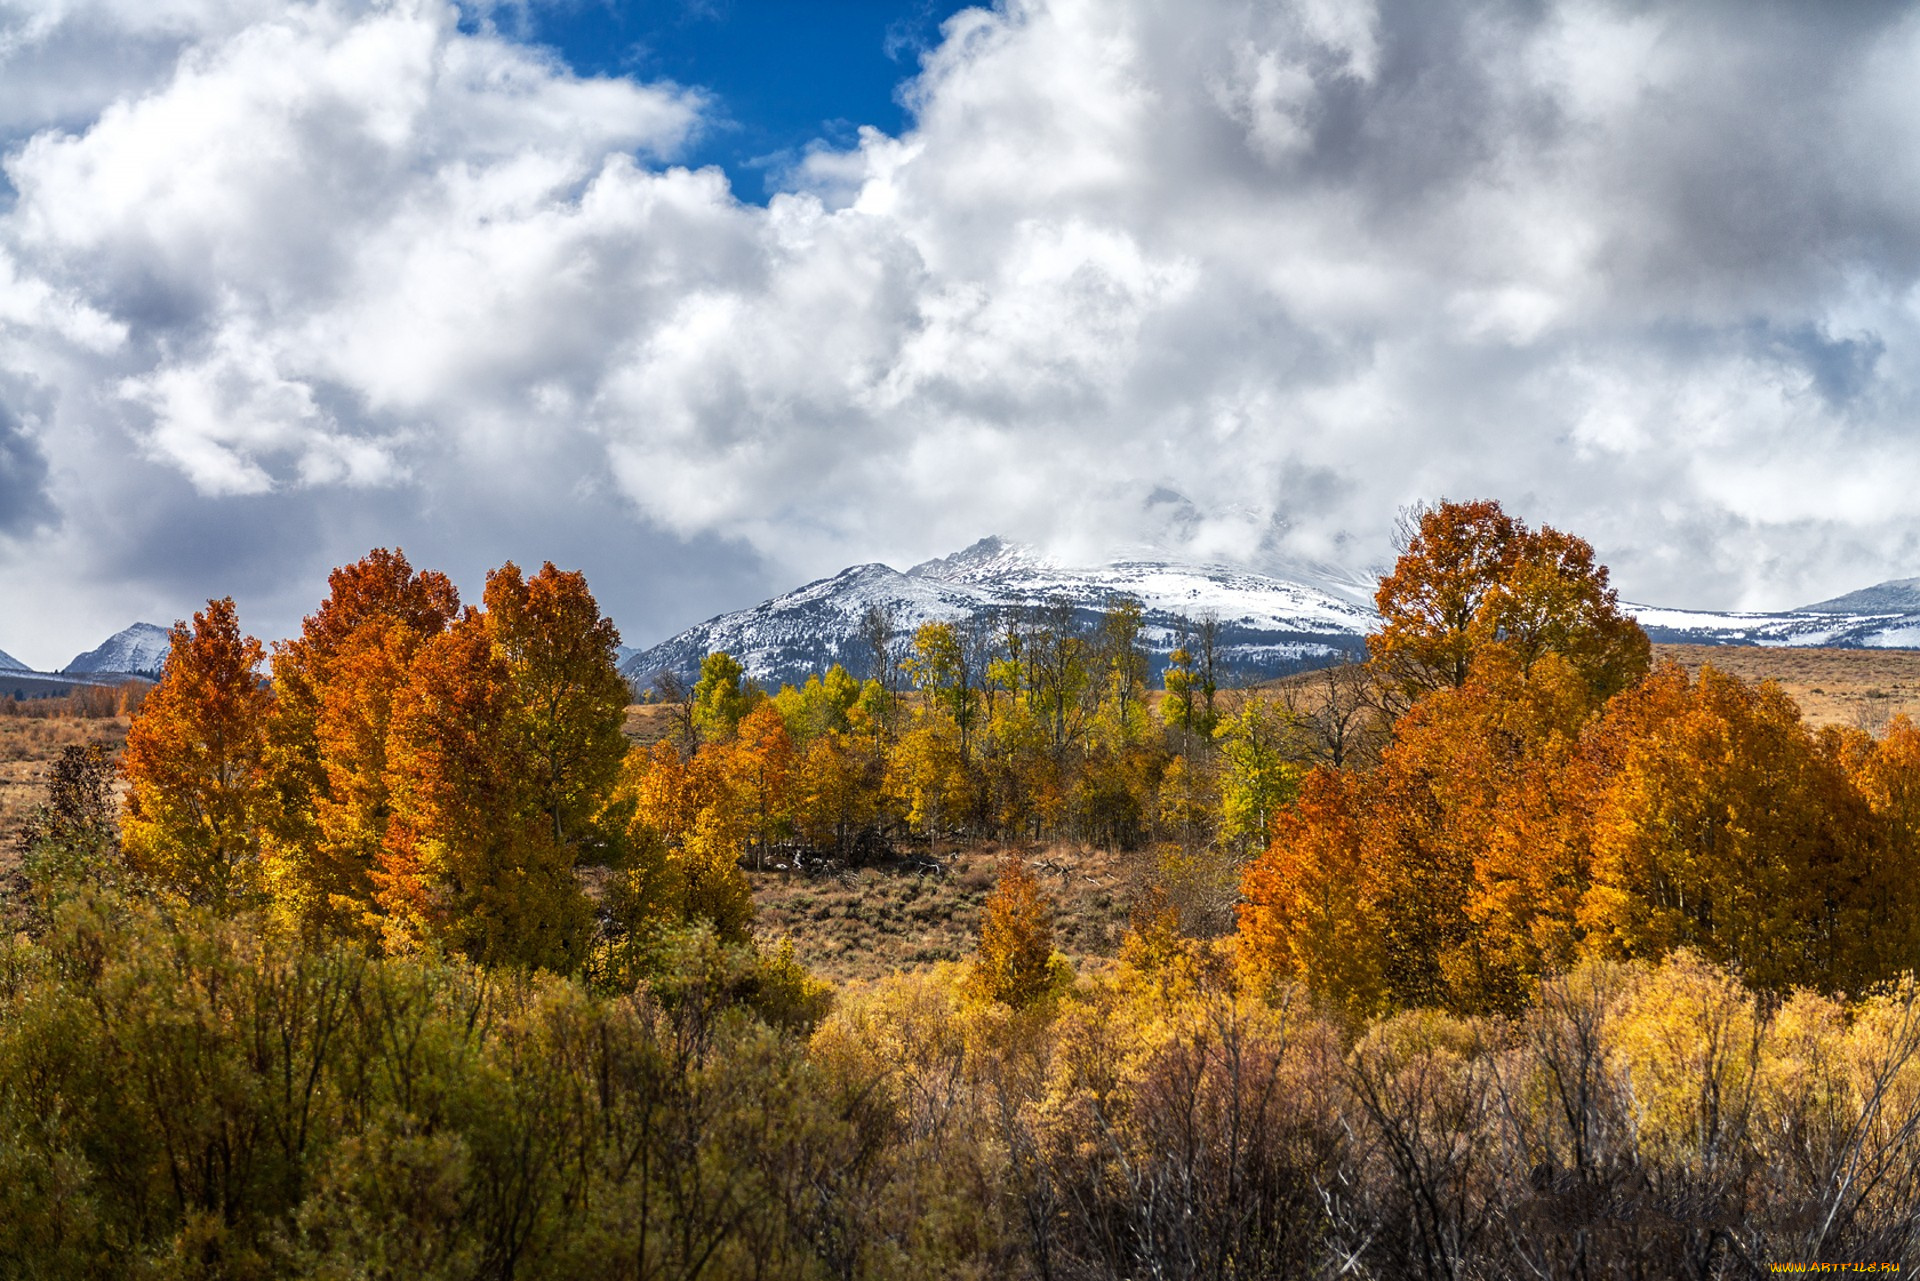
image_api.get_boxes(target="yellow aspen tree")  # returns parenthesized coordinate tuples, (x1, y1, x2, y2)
(481, 561, 630, 851)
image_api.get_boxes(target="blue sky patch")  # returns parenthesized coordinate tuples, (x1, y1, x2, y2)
(489, 0, 977, 199)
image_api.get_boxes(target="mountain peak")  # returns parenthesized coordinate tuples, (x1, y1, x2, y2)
(906, 536, 1043, 584)
(64, 622, 172, 677)
(0, 647, 27, 673)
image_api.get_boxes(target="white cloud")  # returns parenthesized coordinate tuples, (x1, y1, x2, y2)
(3, 0, 1920, 664)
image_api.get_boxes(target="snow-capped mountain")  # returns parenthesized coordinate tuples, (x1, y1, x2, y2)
(1626, 602, 1920, 649)
(63, 622, 171, 677)
(624, 537, 1377, 687)
(0, 647, 26, 672)
(623, 540, 1920, 689)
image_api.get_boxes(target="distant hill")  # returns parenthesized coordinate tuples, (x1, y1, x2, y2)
(624, 548, 1920, 688)
(0, 647, 26, 673)
(1800, 577, 1920, 615)
(1627, 573, 1920, 649)
(63, 622, 171, 678)
(623, 537, 1377, 687)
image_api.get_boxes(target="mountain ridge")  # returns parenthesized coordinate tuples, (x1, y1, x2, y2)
(624, 537, 1380, 687)
(624, 539, 1920, 688)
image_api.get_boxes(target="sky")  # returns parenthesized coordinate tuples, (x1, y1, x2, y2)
(2, 0, 1920, 669)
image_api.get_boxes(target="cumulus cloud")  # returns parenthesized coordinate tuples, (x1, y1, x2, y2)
(2, 0, 1920, 664)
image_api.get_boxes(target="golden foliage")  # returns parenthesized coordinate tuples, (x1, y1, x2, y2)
(969, 855, 1061, 1009)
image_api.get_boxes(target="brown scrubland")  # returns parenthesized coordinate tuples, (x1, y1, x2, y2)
(9, 506, 1920, 1277)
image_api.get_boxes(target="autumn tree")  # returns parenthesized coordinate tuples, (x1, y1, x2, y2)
(906, 621, 982, 760)
(790, 727, 883, 858)
(1096, 597, 1150, 729)
(1215, 696, 1307, 855)
(1370, 499, 1649, 704)
(1578, 663, 1901, 993)
(1239, 648, 1605, 1014)
(692, 651, 753, 743)
(610, 737, 756, 942)
(261, 549, 459, 941)
(727, 701, 797, 862)
(771, 664, 862, 745)
(483, 561, 630, 852)
(889, 717, 969, 852)
(1025, 599, 1092, 756)
(1162, 613, 1222, 742)
(121, 598, 273, 912)
(1238, 766, 1385, 1019)
(377, 609, 593, 970)
(971, 855, 1059, 1008)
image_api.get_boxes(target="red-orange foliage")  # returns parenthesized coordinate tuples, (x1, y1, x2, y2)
(121, 598, 272, 910)
(262, 549, 460, 940)
(1578, 664, 1903, 993)
(1239, 765, 1382, 1015)
(1371, 499, 1649, 703)
(1241, 653, 1920, 1014)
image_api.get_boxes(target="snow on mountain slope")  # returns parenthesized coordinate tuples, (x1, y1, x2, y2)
(63, 622, 172, 676)
(0, 647, 26, 672)
(908, 539, 1378, 634)
(1624, 599, 1920, 648)
(624, 543, 1920, 689)
(626, 538, 1375, 687)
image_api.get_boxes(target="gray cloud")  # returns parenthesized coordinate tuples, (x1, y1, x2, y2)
(3, 0, 1920, 666)
(0, 398, 50, 535)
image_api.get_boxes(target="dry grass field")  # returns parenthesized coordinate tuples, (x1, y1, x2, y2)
(0, 714, 129, 850)
(1652, 643, 1920, 731)
(747, 841, 1137, 982)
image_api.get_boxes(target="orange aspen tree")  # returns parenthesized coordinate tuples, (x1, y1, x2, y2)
(121, 597, 273, 911)
(378, 609, 592, 970)
(1371, 500, 1649, 704)
(1238, 765, 1385, 1018)
(971, 855, 1058, 1008)
(1239, 649, 1603, 1014)
(725, 701, 797, 863)
(261, 548, 458, 941)
(1371, 499, 1520, 696)
(1579, 664, 1888, 993)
